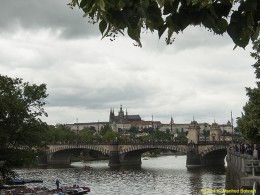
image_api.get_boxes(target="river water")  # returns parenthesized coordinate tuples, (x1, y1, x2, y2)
(15, 155, 227, 195)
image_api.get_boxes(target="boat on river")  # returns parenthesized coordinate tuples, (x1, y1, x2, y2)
(83, 165, 92, 171)
(9, 178, 43, 185)
(66, 186, 90, 195)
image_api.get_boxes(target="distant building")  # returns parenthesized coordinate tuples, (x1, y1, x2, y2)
(67, 121, 107, 134)
(219, 120, 233, 133)
(159, 117, 211, 135)
(109, 105, 141, 124)
(67, 106, 233, 137)
(131, 120, 162, 130)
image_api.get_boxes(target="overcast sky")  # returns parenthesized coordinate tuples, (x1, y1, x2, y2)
(0, 0, 256, 126)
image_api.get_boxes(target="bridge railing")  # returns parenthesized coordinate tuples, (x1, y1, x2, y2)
(48, 140, 232, 146)
(48, 140, 189, 146)
(228, 150, 260, 175)
(197, 141, 232, 145)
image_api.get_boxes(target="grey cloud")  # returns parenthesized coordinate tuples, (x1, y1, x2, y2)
(0, 0, 99, 38)
(46, 81, 158, 109)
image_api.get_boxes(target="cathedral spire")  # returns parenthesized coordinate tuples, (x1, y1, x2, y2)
(170, 116, 174, 124)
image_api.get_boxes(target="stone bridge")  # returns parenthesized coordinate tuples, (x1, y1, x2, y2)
(41, 141, 231, 167)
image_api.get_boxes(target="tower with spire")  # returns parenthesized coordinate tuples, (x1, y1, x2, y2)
(209, 121, 222, 141)
(187, 119, 200, 143)
(109, 108, 115, 123)
(109, 105, 141, 125)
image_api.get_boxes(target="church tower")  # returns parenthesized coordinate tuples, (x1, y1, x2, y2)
(209, 121, 222, 141)
(118, 105, 124, 118)
(187, 119, 200, 143)
(109, 108, 115, 123)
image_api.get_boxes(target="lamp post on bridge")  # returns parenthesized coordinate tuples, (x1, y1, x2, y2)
(76, 118, 79, 146)
(231, 111, 234, 143)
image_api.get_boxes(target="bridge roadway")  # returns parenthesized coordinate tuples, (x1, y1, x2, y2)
(41, 141, 231, 167)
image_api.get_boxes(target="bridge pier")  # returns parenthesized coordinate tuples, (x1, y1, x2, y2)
(109, 151, 121, 167)
(186, 143, 227, 167)
(46, 152, 71, 165)
(108, 144, 142, 167)
(37, 154, 48, 165)
(186, 144, 202, 167)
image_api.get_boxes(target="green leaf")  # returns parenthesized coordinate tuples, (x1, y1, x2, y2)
(99, 20, 107, 35)
(117, 0, 125, 9)
(251, 26, 260, 42)
(158, 25, 167, 38)
(127, 27, 142, 47)
(157, 0, 164, 7)
(239, 0, 257, 12)
(79, 0, 88, 8)
(209, 5, 218, 19)
(215, 18, 228, 34)
(98, 0, 106, 11)
(202, 14, 215, 29)
(127, 27, 138, 41)
(163, 1, 172, 15)
(212, 2, 232, 18)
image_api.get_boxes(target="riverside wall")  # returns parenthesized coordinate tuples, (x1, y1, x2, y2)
(226, 149, 260, 195)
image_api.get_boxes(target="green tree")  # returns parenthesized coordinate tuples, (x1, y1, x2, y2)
(45, 124, 76, 143)
(69, 0, 259, 48)
(0, 75, 48, 181)
(102, 131, 120, 141)
(150, 129, 171, 140)
(175, 133, 188, 142)
(237, 39, 260, 143)
(79, 127, 96, 141)
(128, 126, 139, 134)
(100, 123, 112, 135)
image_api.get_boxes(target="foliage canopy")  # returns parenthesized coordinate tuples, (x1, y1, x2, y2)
(0, 75, 48, 181)
(237, 39, 260, 143)
(69, 0, 259, 48)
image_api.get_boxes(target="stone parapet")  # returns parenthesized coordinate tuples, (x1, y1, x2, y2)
(226, 149, 260, 194)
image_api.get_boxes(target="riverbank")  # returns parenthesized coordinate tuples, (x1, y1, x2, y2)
(1, 185, 90, 195)
(1, 186, 53, 195)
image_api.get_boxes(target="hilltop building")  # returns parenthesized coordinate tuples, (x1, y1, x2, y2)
(67, 106, 233, 138)
(109, 105, 141, 124)
(67, 121, 107, 134)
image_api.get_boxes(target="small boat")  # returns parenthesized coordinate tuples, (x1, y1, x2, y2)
(66, 186, 90, 195)
(84, 165, 92, 171)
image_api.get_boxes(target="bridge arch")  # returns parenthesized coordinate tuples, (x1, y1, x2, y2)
(45, 144, 111, 165)
(118, 145, 187, 166)
(119, 144, 187, 155)
(46, 145, 111, 156)
(200, 145, 228, 166)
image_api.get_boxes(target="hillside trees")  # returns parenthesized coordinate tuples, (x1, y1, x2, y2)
(69, 0, 259, 48)
(0, 75, 48, 181)
(237, 39, 260, 143)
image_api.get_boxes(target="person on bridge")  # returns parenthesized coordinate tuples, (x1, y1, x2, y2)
(56, 179, 61, 190)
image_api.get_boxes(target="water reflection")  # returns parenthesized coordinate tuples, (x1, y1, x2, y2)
(187, 166, 226, 194)
(15, 156, 226, 195)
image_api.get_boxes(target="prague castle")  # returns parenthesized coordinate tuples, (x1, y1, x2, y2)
(109, 105, 141, 124)
(67, 105, 233, 139)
